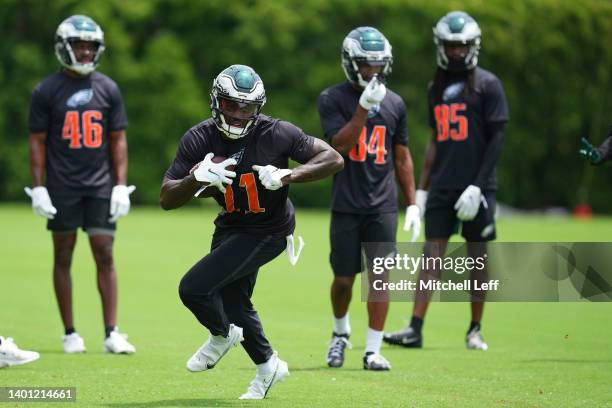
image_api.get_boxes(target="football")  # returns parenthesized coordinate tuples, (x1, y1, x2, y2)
(191, 156, 235, 198)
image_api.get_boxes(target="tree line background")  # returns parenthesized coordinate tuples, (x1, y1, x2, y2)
(1, 0, 611, 211)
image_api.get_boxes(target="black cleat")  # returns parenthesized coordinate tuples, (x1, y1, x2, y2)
(326, 333, 351, 368)
(383, 326, 423, 348)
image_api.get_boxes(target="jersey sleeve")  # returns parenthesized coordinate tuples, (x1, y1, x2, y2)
(275, 120, 316, 164)
(108, 81, 128, 131)
(483, 77, 509, 125)
(317, 90, 346, 141)
(393, 97, 408, 146)
(28, 84, 50, 132)
(165, 130, 209, 180)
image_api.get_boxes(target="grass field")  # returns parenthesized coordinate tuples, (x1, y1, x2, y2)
(1, 203, 611, 407)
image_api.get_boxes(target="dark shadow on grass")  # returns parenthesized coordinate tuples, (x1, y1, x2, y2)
(521, 359, 612, 364)
(104, 399, 239, 407)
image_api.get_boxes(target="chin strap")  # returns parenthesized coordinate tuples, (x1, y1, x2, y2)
(286, 234, 304, 266)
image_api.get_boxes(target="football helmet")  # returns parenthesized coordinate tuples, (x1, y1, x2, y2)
(341, 26, 393, 88)
(54, 15, 105, 75)
(210, 65, 266, 139)
(433, 11, 481, 72)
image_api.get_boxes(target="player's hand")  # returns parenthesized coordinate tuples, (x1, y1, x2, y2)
(579, 137, 602, 164)
(415, 189, 428, 216)
(252, 165, 292, 191)
(359, 75, 386, 110)
(454, 185, 483, 221)
(403, 205, 421, 242)
(193, 153, 237, 193)
(109, 184, 136, 223)
(24, 186, 57, 219)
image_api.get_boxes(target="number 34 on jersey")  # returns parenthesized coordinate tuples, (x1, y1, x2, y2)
(349, 125, 387, 164)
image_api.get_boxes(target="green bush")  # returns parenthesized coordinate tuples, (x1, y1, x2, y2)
(2, 0, 610, 211)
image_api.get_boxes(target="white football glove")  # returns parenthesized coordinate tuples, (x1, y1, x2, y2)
(109, 185, 136, 223)
(252, 165, 292, 191)
(24, 186, 57, 219)
(192, 153, 237, 194)
(454, 185, 485, 221)
(403, 205, 421, 243)
(415, 189, 428, 216)
(359, 75, 386, 110)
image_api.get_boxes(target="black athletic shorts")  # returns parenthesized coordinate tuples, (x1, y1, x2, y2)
(330, 211, 397, 277)
(47, 190, 115, 233)
(425, 189, 496, 242)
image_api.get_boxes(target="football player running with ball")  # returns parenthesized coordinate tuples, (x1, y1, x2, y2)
(318, 27, 421, 371)
(27, 15, 136, 355)
(384, 11, 509, 351)
(161, 65, 343, 399)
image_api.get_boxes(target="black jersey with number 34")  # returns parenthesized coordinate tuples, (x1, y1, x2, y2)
(318, 82, 408, 214)
(428, 67, 509, 191)
(28, 71, 128, 196)
(165, 115, 316, 237)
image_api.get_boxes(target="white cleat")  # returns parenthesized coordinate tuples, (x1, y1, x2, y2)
(466, 328, 489, 351)
(63, 333, 86, 354)
(103, 329, 136, 354)
(239, 351, 289, 400)
(0, 337, 40, 368)
(363, 352, 392, 371)
(187, 324, 243, 372)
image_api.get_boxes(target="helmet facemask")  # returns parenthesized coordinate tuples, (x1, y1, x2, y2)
(210, 65, 266, 140)
(55, 15, 105, 75)
(341, 27, 393, 88)
(433, 11, 481, 72)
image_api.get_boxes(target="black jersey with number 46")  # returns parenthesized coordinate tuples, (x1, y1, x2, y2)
(28, 70, 128, 196)
(318, 82, 408, 214)
(428, 67, 509, 191)
(165, 115, 316, 237)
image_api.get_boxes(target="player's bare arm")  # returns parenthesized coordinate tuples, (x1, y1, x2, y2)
(110, 130, 128, 185)
(329, 106, 369, 154)
(285, 138, 344, 184)
(159, 174, 203, 211)
(418, 131, 438, 190)
(29, 132, 47, 187)
(393, 144, 417, 205)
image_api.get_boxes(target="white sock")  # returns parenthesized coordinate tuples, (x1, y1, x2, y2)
(256, 353, 277, 375)
(365, 327, 383, 355)
(333, 313, 351, 335)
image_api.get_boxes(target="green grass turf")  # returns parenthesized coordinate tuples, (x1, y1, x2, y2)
(1, 203, 611, 407)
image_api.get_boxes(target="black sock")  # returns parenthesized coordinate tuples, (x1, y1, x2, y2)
(65, 327, 76, 336)
(105, 325, 116, 338)
(468, 321, 480, 334)
(410, 316, 424, 334)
